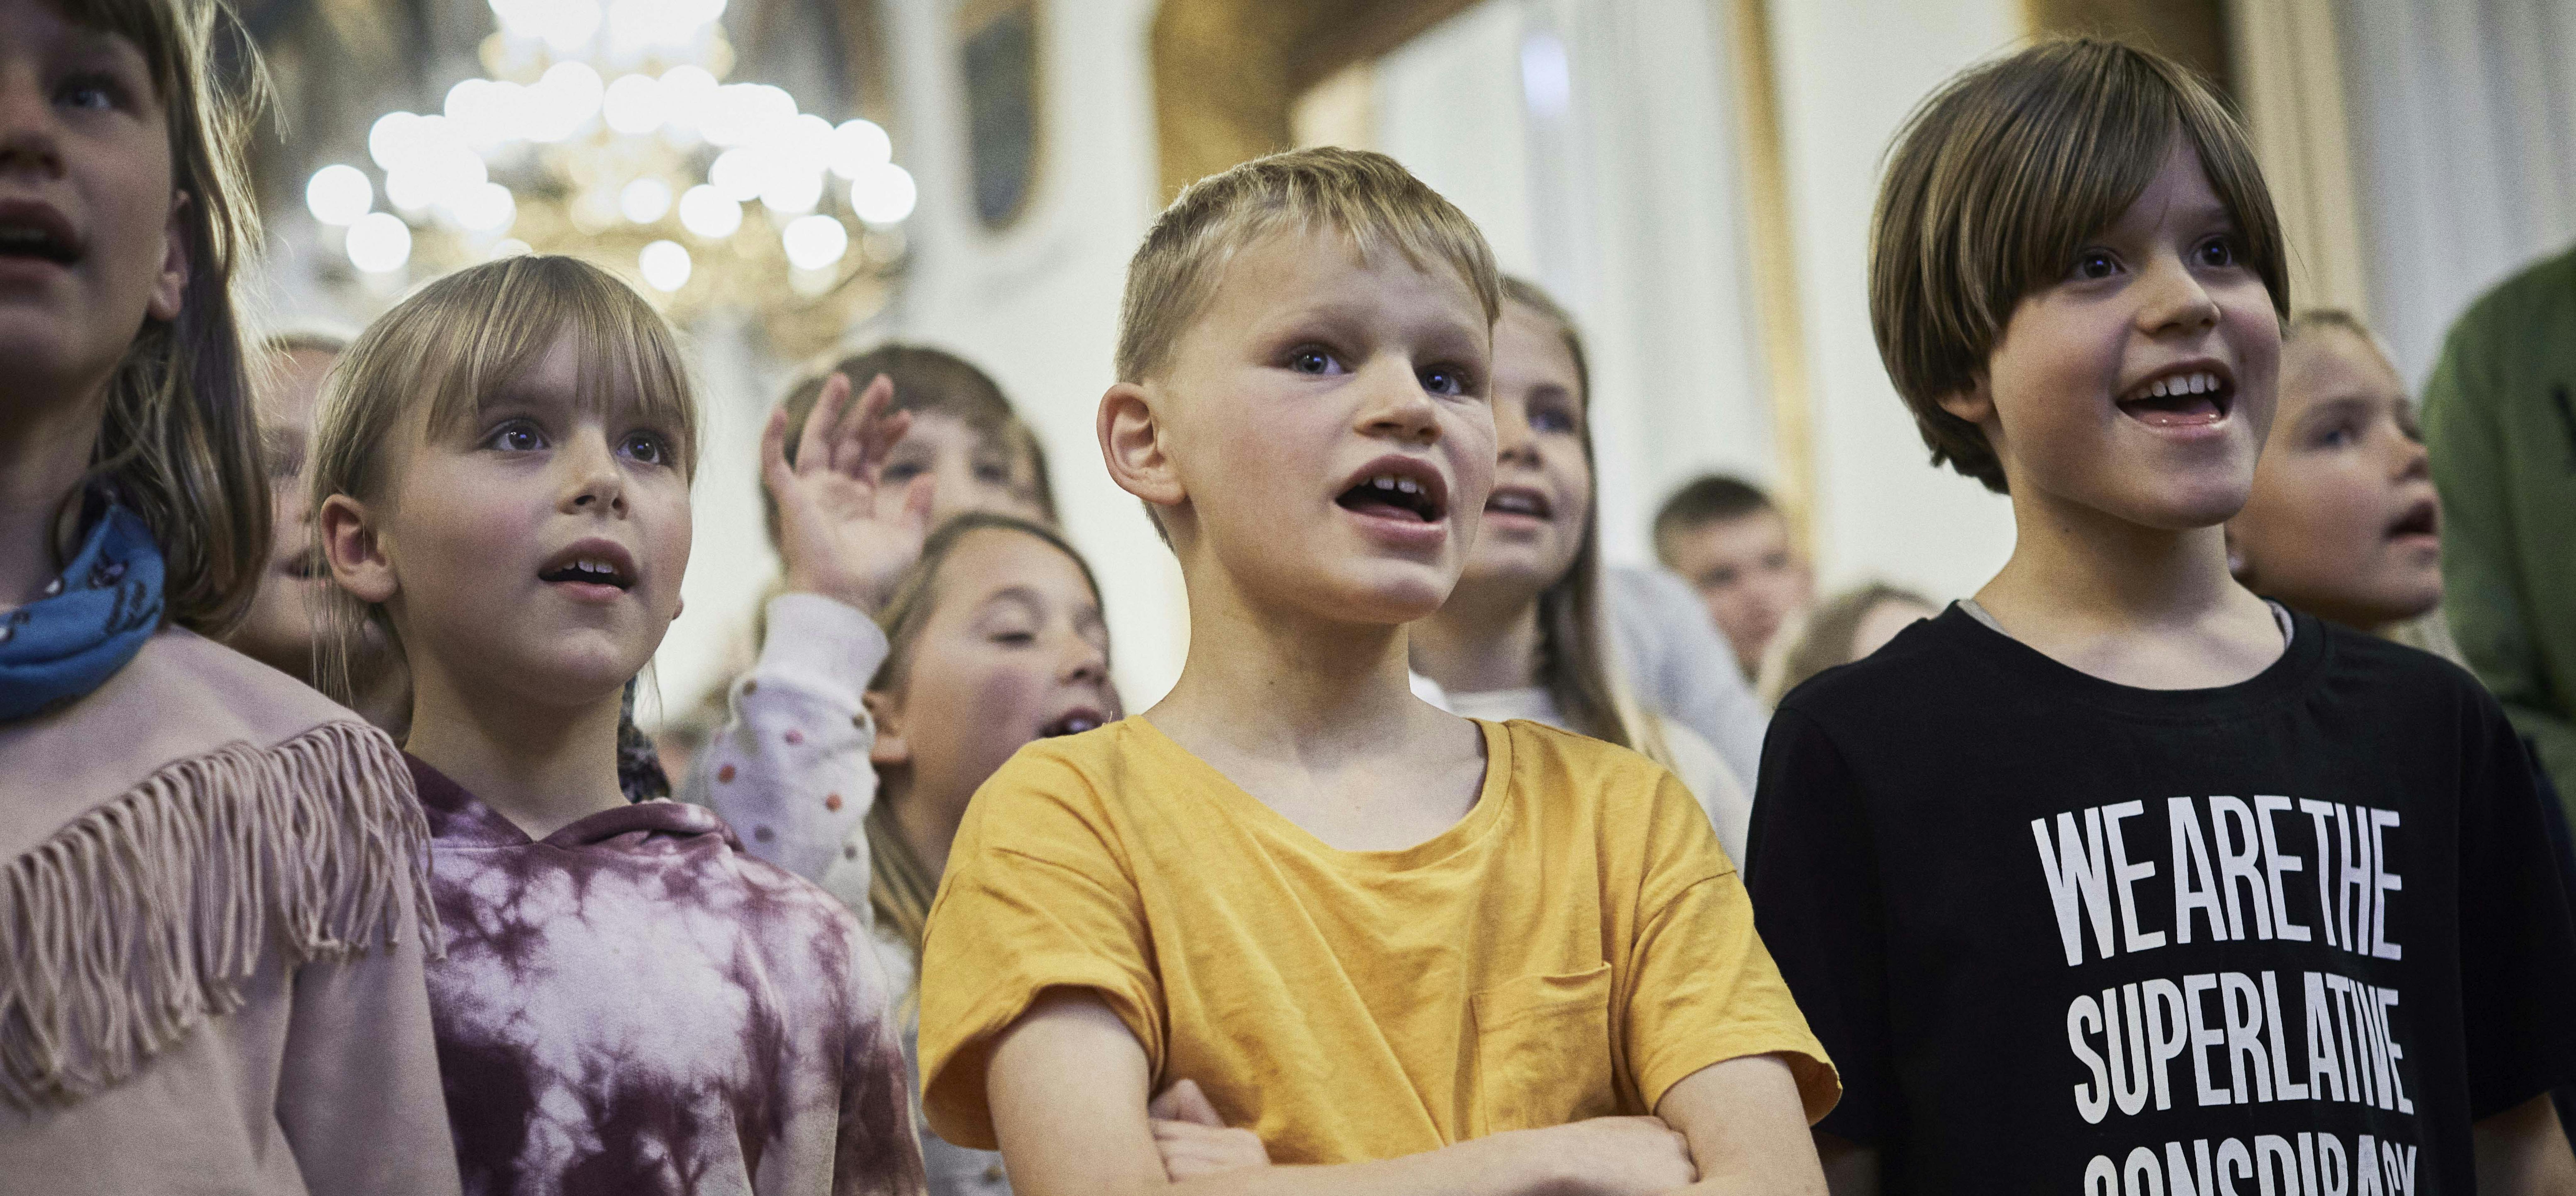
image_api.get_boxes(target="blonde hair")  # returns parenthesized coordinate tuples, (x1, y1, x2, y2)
(2284, 308, 2399, 370)
(1489, 278, 1634, 752)
(861, 513, 1107, 981)
(54, 0, 271, 635)
(1114, 147, 1502, 385)
(1871, 37, 2287, 493)
(1759, 582, 1936, 705)
(307, 256, 701, 703)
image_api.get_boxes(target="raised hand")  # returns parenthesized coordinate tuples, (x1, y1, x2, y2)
(1147, 1079, 1270, 1181)
(761, 372, 935, 616)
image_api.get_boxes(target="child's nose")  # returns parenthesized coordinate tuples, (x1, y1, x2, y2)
(1353, 362, 1441, 442)
(560, 433, 628, 514)
(2135, 256, 2221, 335)
(0, 74, 64, 175)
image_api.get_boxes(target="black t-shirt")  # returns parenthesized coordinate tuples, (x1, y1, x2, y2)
(1748, 605, 2576, 1195)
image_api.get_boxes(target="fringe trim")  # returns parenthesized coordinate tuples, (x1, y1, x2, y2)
(0, 721, 439, 1109)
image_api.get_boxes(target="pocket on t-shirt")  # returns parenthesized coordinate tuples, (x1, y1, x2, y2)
(1470, 963, 1617, 1136)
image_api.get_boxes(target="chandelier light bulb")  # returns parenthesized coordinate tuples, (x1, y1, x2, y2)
(621, 177, 674, 224)
(827, 119, 891, 180)
(639, 240, 692, 292)
(444, 80, 515, 148)
(602, 73, 664, 136)
(781, 214, 849, 271)
(708, 148, 770, 203)
(529, 61, 606, 143)
(384, 169, 439, 213)
(538, 0, 602, 54)
(345, 212, 414, 273)
(677, 185, 743, 240)
(451, 182, 518, 234)
(368, 111, 423, 173)
(761, 166, 826, 216)
(849, 162, 917, 226)
(304, 164, 373, 226)
(655, 65, 719, 141)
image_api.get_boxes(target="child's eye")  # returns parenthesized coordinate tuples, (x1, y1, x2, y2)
(484, 421, 547, 452)
(972, 457, 1014, 485)
(2194, 236, 2240, 269)
(1287, 346, 1343, 376)
(1419, 365, 1474, 398)
(990, 630, 1036, 647)
(882, 460, 924, 483)
(2071, 250, 2122, 281)
(53, 74, 126, 112)
(620, 431, 673, 466)
(1527, 404, 1577, 434)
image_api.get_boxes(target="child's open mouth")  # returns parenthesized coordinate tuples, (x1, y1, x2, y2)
(2116, 366, 2235, 429)
(1485, 486, 1553, 522)
(1334, 462, 1448, 524)
(538, 541, 637, 598)
(0, 203, 80, 267)
(1037, 708, 1107, 738)
(2387, 498, 2439, 544)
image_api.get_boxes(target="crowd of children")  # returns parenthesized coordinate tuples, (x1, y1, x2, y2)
(5, 2, 2576, 1193)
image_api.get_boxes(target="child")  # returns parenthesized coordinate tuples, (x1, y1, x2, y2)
(766, 343, 1057, 536)
(2227, 311, 2446, 643)
(1747, 39, 2576, 1193)
(309, 254, 924, 1195)
(0, 1, 458, 1190)
(1753, 583, 1935, 708)
(221, 326, 414, 730)
(917, 146, 1835, 1192)
(1653, 475, 1815, 678)
(1409, 277, 1753, 861)
(704, 499, 1119, 1196)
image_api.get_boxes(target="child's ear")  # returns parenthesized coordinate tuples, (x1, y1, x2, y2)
(1934, 375, 1995, 427)
(317, 494, 398, 605)
(1097, 382, 1186, 509)
(149, 192, 192, 323)
(862, 689, 909, 766)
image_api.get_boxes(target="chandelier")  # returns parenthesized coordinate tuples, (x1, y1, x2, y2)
(301, 0, 914, 355)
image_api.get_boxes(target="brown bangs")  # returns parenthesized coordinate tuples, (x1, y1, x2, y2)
(419, 257, 699, 475)
(1871, 37, 2286, 492)
(329, 256, 701, 510)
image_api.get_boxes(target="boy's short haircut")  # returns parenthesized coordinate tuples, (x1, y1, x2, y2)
(1652, 475, 1776, 562)
(1869, 37, 2289, 493)
(1113, 146, 1503, 386)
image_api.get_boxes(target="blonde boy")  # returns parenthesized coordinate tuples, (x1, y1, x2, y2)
(917, 149, 1837, 1194)
(1747, 39, 2576, 1195)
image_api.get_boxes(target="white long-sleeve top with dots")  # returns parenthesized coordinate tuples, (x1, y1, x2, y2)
(690, 593, 1015, 1196)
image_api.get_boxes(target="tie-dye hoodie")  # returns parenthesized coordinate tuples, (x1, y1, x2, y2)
(409, 755, 924, 1196)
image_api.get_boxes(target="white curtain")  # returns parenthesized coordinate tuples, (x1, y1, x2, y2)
(1370, 0, 1776, 567)
(2337, 0, 2576, 382)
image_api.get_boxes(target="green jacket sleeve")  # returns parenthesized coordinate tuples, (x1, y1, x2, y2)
(2424, 304, 2576, 804)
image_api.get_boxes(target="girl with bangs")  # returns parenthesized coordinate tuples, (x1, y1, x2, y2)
(1407, 278, 1754, 862)
(309, 254, 924, 1196)
(0, 0, 458, 1190)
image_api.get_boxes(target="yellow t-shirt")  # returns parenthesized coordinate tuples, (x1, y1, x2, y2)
(917, 716, 1837, 1163)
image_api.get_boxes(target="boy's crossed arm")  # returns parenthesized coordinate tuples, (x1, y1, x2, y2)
(987, 989, 1824, 1196)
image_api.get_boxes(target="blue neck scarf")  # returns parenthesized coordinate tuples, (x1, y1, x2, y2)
(0, 504, 165, 722)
